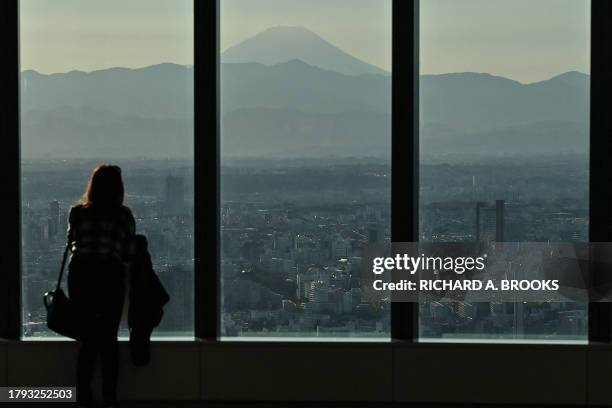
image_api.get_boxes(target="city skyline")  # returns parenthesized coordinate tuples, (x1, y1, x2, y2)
(19, 0, 590, 340)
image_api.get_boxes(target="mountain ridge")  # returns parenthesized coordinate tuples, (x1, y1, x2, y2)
(222, 26, 389, 76)
(20, 24, 589, 160)
(22, 60, 587, 86)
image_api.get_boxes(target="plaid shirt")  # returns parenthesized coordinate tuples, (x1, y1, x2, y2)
(67, 204, 136, 263)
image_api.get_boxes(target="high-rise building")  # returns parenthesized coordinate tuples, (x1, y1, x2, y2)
(475, 200, 505, 242)
(495, 199, 505, 242)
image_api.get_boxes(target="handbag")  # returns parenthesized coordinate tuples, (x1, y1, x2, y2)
(43, 244, 83, 340)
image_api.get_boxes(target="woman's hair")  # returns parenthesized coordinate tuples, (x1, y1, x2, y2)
(80, 164, 125, 208)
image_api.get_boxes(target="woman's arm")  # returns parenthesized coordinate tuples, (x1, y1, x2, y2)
(66, 206, 76, 245)
(123, 207, 137, 263)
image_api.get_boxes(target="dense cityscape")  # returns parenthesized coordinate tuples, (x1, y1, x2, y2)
(21, 155, 588, 340)
(17, 0, 590, 341)
(21, 159, 194, 338)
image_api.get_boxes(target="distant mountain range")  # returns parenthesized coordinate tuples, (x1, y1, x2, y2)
(21, 64, 194, 120)
(222, 26, 389, 76)
(420, 71, 588, 132)
(20, 26, 589, 159)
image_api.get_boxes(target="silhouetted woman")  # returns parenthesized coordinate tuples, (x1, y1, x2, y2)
(67, 165, 135, 408)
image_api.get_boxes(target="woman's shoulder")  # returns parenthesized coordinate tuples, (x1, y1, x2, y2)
(119, 205, 134, 215)
(70, 203, 85, 211)
(70, 204, 132, 219)
(68, 204, 86, 218)
(119, 205, 135, 222)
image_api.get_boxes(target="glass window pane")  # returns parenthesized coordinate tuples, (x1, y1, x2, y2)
(419, 0, 590, 342)
(20, 0, 194, 338)
(220, 0, 392, 339)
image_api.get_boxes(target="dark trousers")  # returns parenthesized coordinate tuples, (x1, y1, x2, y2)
(68, 257, 125, 403)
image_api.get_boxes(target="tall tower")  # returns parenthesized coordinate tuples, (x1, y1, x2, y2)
(476, 200, 505, 243)
(475, 202, 484, 242)
(495, 199, 505, 242)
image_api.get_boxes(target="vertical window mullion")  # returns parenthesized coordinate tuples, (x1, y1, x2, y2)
(391, 0, 419, 342)
(194, 0, 220, 340)
(0, 0, 20, 341)
(588, 0, 612, 344)
(194, 0, 221, 341)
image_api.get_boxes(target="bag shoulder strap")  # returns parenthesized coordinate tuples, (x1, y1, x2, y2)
(56, 244, 71, 291)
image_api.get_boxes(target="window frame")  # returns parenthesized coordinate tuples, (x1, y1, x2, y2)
(2, 0, 609, 344)
(196, 0, 220, 341)
(588, 0, 612, 343)
(1, 0, 20, 341)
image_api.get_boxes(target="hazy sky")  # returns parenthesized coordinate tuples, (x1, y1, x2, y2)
(20, 0, 194, 74)
(421, 0, 590, 83)
(21, 0, 589, 83)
